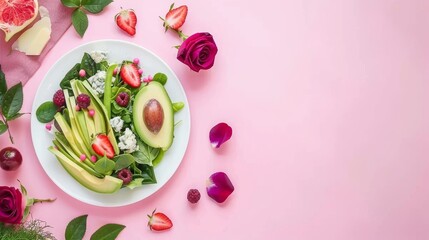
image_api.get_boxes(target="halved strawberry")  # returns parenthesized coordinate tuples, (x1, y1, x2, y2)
(92, 134, 115, 159)
(147, 209, 173, 231)
(120, 63, 141, 88)
(115, 9, 137, 36)
(161, 4, 188, 31)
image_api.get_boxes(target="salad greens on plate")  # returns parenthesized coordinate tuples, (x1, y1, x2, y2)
(36, 51, 184, 194)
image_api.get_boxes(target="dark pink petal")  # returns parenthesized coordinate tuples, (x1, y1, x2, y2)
(206, 172, 234, 203)
(209, 122, 232, 148)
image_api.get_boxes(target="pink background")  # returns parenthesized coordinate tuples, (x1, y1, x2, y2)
(1, 0, 429, 239)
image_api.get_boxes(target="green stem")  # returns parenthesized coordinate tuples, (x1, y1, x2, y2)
(0, 114, 13, 144)
(32, 198, 56, 204)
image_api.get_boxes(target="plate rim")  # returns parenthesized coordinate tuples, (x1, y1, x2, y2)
(30, 39, 191, 207)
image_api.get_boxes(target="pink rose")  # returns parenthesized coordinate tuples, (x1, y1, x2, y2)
(0, 186, 24, 224)
(177, 32, 218, 72)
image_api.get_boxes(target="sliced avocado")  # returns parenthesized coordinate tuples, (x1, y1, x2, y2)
(49, 146, 123, 194)
(69, 97, 91, 150)
(54, 112, 81, 158)
(80, 81, 119, 155)
(55, 132, 97, 172)
(63, 92, 91, 158)
(71, 80, 106, 134)
(133, 81, 174, 151)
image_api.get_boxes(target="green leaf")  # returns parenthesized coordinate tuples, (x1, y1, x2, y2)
(126, 178, 143, 190)
(81, 53, 97, 77)
(82, 0, 113, 14)
(2, 82, 23, 119)
(152, 73, 168, 85)
(132, 140, 160, 166)
(36, 101, 57, 123)
(136, 164, 157, 184)
(6, 112, 25, 121)
(61, 0, 81, 8)
(61, 63, 81, 91)
(0, 65, 7, 107)
(72, 9, 89, 38)
(96, 60, 109, 72)
(90, 223, 125, 240)
(94, 156, 115, 175)
(65, 215, 87, 240)
(114, 154, 135, 171)
(0, 121, 7, 135)
(172, 102, 184, 113)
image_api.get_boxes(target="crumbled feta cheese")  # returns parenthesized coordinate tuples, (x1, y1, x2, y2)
(118, 128, 139, 153)
(87, 70, 106, 96)
(89, 51, 107, 64)
(110, 116, 124, 133)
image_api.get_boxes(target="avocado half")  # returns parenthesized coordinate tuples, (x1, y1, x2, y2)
(133, 81, 174, 151)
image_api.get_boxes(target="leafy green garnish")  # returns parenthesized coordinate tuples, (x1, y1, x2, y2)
(94, 156, 115, 175)
(126, 178, 144, 190)
(136, 164, 157, 184)
(113, 154, 135, 171)
(62, 0, 112, 37)
(36, 101, 57, 123)
(90, 223, 125, 240)
(60, 63, 81, 91)
(65, 214, 87, 240)
(81, 52, 97, 77)
(133, 140, 160, 165)
(152, 72, 168, 85)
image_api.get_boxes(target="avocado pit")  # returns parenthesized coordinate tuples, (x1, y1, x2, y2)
(143, 99, 164, 134)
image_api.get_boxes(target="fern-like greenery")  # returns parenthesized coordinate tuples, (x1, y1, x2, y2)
(0, 219, 56, 240)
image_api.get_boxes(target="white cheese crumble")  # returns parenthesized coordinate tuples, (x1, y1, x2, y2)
(87, 70, 106, 96)
(118, 128, 139, 153)
(109, 116, 124, 133)
(89, 51, 108, 64)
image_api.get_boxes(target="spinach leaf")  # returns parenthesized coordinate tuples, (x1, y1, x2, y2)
(126, 178, 143, 190)
(113, 154, 135, 171)
(94, 156, 115, 175)
(137, 164, 157, 184)
(133, 140, 160, 165)
(60, 63, 81, 90)
(36, 101, 57, 123)
(152, 72, 167, 85)
(81, 52, 96, 77)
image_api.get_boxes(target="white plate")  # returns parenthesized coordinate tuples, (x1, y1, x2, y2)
(31, 40, 190, 207)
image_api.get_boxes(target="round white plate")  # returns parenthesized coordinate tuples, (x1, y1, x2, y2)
(31, 40, 190, 207)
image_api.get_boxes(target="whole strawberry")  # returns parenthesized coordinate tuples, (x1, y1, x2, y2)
(161, 3, 188, 31)
(147, 209, 173, 231)
(115, 9, 137, 36)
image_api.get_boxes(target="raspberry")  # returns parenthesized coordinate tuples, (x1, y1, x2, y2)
(53, 90, 65, 107)
(76, 94, 91, 109)
(187, 189, 201, 204)
(118, 168, 132, 185)
(116, 92, 130, 107)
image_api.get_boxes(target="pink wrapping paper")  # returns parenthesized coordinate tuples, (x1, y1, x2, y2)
(0, 0, 72, 87)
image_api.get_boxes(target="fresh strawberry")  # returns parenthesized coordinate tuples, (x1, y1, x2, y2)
(161, 4, 188, 31)
(147, 209, 173, 231)
(115, 9, 137, 36)
(92, 134, 115, 159)
(120, 63, 141, 88)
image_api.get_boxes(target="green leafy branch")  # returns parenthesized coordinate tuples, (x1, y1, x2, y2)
(0, 65, 25, 144)
(61, 0, 113, 37)
(65, 215, 125, 240)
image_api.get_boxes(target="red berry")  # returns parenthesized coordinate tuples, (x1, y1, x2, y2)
(115, 9, 137, 36)
(76, 94, 91, 109)
(147, 210, 173, 231)
(163, 4, 188, 31)
(116, 92, 130, 107)
(0, 147, 22, 171)
(117, 168, 132, 185)
(53, 90, 65, 107)
(187, 189, 201, 204)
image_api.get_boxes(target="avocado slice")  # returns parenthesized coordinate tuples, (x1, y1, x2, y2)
(133, 81, 174, 151)
(49, 146, 123, 194)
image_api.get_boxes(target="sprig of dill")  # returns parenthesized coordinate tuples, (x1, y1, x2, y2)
(0, 219, 56, 240)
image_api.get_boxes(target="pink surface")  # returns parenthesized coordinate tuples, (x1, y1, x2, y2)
(1, 0, 429, 239)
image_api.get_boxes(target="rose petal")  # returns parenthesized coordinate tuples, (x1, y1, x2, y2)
(206, 172, 234, 203)
(209, 122, 232, 148)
